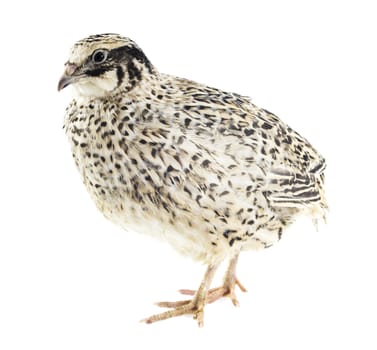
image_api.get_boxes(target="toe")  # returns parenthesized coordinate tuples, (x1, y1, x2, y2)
(142, 300, 207, 326)
(178, 289, 196, 296)
(235, 278, 247, 292)
(194, 308, 205, 327)
(155, 300, 191, 308)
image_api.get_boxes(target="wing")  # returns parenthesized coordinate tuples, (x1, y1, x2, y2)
(167, 75, 327, 212)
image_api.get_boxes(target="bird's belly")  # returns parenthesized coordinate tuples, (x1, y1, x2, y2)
(66, 138, 226, 263)
(69, 132, 289, 263)
(90, 189, 230, 264)
(84, 174, 287, 264)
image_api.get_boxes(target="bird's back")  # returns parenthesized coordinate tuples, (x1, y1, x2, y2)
(160, 74, 327, 216)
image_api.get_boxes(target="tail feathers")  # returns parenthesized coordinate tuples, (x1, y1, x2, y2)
(266, 166, 328, 227)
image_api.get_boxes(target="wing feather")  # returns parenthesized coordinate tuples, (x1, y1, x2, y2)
(266, 158, 327, 211)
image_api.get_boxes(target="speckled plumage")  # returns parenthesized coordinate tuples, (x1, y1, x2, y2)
(59, 34, 327, 325)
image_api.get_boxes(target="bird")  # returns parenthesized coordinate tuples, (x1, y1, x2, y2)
(58, 33, 327, 326)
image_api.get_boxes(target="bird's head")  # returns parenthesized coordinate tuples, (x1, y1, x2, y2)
(58, 33, 155, 98)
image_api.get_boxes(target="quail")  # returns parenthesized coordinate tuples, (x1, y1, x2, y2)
(58, 33, 327, 326)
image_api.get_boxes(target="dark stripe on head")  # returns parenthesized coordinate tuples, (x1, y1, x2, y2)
(109, 45, 153, 73)
(125, 61, 141, 91)
(116, 66, 125, 86)
(127, 60, 141, 82)
(85, 67, 110, 77)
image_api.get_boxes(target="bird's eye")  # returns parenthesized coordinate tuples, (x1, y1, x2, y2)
(92, 49, 108, 63)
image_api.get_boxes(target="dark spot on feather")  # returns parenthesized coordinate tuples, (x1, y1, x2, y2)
(244, 129, 254, 136)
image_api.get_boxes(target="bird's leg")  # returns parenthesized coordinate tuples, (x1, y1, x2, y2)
(180, 253, 247, 306)
(209, 253, 247, 306)
(141, 263, 219, 327)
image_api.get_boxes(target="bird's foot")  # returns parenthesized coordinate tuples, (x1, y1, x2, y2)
(179, 277, 247, 306)
(141, 297, 206, 327)
(141, 264, 219, 326)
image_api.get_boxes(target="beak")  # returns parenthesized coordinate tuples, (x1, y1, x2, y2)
(58, 63, 80, 91)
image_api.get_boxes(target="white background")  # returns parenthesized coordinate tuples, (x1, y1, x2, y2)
(1, 0, 376, 349)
